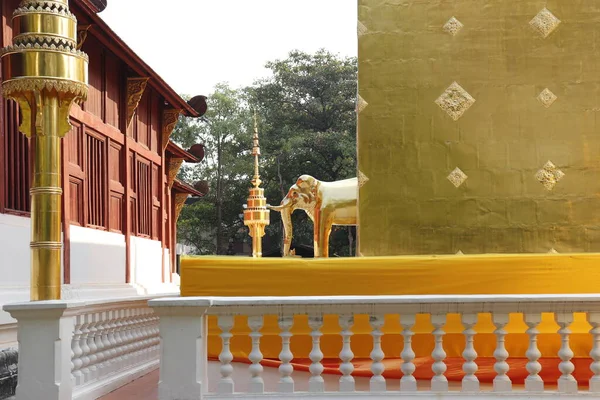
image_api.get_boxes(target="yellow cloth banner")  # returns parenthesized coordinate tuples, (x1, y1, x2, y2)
(181, 254, 600, 359)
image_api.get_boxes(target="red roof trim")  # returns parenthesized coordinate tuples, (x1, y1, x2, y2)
(166, 141, 199, 163)
(173, 179, 204, 197)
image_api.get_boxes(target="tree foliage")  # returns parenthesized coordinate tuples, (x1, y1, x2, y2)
(248, 49, 358, 256)
(175, 50, 358, 256)
(173, 84, 253, 254)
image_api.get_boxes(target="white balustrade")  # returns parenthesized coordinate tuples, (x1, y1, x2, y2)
(308, 314, 325, 392)
(278, 315, 294, 393)
(461, 313, 479, 392)
(400, 313, 417, 391)
(556, 312, 577, 393)
(492, 313, 511, 391)
(248, 315, 265, 393)
(430, 313, 448, 392)
(589, 312, 600, 393)
(369, 314, 385, 392)
(524, 312, 543, 392)
(3, 295, 167, 400)
(217, 315, 235, 394)
(11, 294, 600, 400)
(338, 314, 355, 392)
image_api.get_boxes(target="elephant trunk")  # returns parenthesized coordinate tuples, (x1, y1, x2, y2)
(269, 199, 294, 257)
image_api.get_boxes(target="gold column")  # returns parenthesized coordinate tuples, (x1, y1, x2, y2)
(243, 114, 269, 257)
(1, 0, 88, 300)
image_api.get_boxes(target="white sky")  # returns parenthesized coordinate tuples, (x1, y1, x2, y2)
(99, 0, 357, 97)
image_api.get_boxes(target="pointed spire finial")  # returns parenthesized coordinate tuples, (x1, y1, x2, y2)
(251, 110, 261, 188)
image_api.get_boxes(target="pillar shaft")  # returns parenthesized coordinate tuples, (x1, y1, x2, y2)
(30, 96, 63, 300)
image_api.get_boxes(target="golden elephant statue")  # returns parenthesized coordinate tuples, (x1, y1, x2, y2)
(269, 175, 357, 257)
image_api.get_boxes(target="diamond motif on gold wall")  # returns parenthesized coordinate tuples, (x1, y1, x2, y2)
(435, 82, 475, 121)
(357, 95, 368, 113)
(447, 167, 468, 188)
(456, 250, 465, 255)
(535, 161, 564, 190)
(537, 88, 557, 108)
(443, 17, 464, 36)
(530, 8, 561, 38)
(548, 248, 559, 254)
(358, 21, 368, 37)
(358, 170, 370, 188)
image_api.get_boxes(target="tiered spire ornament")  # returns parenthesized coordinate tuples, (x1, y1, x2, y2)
(1, 0, 88, 300)
(243, 113, 270, 257)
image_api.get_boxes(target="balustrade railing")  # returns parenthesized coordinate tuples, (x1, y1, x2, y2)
(150, 295, 600, 399)
(4, 295, 165, 400)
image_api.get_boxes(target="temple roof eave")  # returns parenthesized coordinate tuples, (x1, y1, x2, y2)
(172, 179, 204, 197)
(166, 141, 200, 163)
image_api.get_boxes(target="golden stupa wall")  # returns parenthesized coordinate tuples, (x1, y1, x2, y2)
(357, 1, 600, 256)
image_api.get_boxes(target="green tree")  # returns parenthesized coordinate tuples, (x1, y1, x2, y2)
(248, 49, 358, 256)
(173, 83, 253, 254)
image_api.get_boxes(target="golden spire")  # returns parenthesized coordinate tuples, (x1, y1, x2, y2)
(243, 111, 270, 257)
(251, 111, 262, 188)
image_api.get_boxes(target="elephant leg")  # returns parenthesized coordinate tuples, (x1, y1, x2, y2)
(314, 213, 333, 258)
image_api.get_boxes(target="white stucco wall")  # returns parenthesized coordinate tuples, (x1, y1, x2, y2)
(130, 236, 167, 292)
(69, 225, 126, 284)
(0, 213, 30, 287)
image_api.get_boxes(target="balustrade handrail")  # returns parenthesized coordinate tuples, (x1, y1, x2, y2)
(5, 293, 177, 315)
(149, 294, 600, 314)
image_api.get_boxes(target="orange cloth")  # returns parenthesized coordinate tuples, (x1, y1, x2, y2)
(182, 254, 599, 361)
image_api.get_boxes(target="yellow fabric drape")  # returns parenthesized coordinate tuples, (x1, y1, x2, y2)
(181, 254, 600, 359)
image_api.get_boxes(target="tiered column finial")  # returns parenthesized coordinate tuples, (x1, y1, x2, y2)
(243, 112, 270, 257)
(1, 0, 88, 300)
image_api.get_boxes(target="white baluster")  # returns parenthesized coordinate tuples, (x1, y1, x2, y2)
(524, 313, 543, 392)
(137, 311, 150, 363)
(131, 309, 143, 364)
(87, 314, 99, 381)
(431, 314, 448, 392)
(95, 312, 109, 379)
(308, 314, 325, 393)
(339, 314, 355, 392)
(248, 315, 264, 393)
(79, 315, 92, 384)
(369, 315, 386, 392)
(72, 315, 84, 386)
(492, 313, 511, 391)
(461, 313, 479, 392)
(400, 313, 417, 391)
(113, 310, 127, 372)
(100, 311, 113, 373)
(556, 313, 577, 393)
(278, 315, 294, 393)
(217, 315, 235, 394)
(104, 310, 118, 375)
(589, 313, 600, 393)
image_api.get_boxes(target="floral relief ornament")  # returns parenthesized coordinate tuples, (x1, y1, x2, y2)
(447, 167, 468, 188)
(435, 82, 475, 121)
(535, 161, 564, 190)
